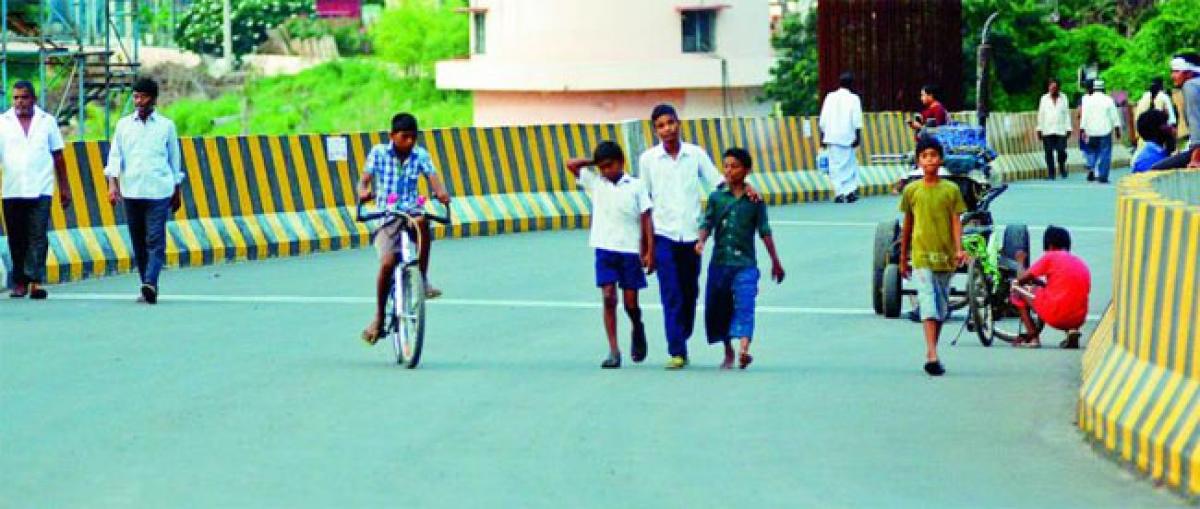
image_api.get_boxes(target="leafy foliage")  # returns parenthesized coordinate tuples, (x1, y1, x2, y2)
(175, 0, 312, 58)
(761, 9, 818, 116)
(161, 59, 471, 136)
(370, 0, 468, 77)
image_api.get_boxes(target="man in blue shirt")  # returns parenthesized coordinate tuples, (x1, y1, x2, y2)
(1152, 53, 1200, 170)
(104, 78, 184, 304)
(358, 113, 451, 344)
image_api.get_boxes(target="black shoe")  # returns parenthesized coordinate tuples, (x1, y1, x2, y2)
(601, 352, 621, 369)
(28, 283, 47, 300)
(1097, 178, 1110, 184)
(140, 284, 158, 305)
(1060, 171, 1068, 178)
(1086, 171, 1095, 182)
(847, 191, 859, 203)
(833, 195, 846, 203)
(924, 360, 946, 376)
(906, 309, 922, 323)
(631, 322, 647, 363)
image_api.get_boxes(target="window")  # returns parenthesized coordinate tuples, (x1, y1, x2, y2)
(681, 10, 715, 53)
(473, 12, 487, 54)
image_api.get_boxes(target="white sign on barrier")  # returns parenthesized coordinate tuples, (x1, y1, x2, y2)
(802, 122, 812, 139)
(326, 136, 348, 162)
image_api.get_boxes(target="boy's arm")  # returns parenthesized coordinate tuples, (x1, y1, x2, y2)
(900, 211, 914, 279)
(427, 172, 450, 204)
(565, 157, 590, 178)
(761, 235, 785, 283)
(640, 210, 656, 274)
(357, 171, 374, 202)
(695, 194, 716, 254)
(951, 211, 967, 266)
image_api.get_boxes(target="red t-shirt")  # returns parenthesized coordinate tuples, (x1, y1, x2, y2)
(922, 101, 950, 127)
(1029, 250, 1091, 330)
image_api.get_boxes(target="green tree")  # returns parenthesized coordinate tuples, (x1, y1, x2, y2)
(370, 0, 468, 77)
(761, 9, 818, 116)
(175, 0, 312, 58)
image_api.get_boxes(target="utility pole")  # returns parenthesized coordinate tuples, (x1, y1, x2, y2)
(223, 0, 233, 64)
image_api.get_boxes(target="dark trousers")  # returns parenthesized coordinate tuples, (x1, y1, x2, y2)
(124, 198, 171, 286)
(654, 236, 701, 357)
(3, 197, 52, 285)
(1041, 134, 1068, 178)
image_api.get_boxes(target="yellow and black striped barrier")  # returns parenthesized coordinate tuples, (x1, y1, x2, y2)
(2, 110, 1126, 285)
(1078, 169, 1200, 497)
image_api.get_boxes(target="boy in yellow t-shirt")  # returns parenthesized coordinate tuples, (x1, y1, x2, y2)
(899, 136, 967, 376)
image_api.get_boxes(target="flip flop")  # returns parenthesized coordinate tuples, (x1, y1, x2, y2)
(1060, 331, 1081, 349)
(738, 353, 753, 370)
(1015, 340, 1042, 349)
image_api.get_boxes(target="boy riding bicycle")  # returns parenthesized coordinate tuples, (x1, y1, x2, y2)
(359, 113, 451, 345)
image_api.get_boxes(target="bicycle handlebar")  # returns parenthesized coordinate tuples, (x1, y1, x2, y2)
(355, 198, 453, 225)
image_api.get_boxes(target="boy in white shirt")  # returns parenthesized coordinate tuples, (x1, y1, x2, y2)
(567, 142, 654, 369)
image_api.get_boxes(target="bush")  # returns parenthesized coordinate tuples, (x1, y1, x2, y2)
(370, 0, 467, 76)
(175, 0, 312, 58)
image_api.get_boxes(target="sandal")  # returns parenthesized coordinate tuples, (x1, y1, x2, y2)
(738, 353, 754, 370)
(1060, 330, 1081, 349)
(1015, 338, 1042, 349)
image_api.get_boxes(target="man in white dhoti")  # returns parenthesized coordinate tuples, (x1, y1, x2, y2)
(819, 72, 865, 203)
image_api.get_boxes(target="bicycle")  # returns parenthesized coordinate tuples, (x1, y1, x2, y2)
(356, 195, 452, 368)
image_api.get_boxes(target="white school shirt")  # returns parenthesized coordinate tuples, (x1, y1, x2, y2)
(104, 111, 184, 199)
(819, 87, 864, 147)
(638, 142, 722, 243)
(0, 107, 65, 198)
(1036, 93, 1071, 136)
(1079, 92, 1121, 137)
(577, 168, 652, 254)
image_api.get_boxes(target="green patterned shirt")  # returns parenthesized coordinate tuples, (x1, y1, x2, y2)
(701, 188, 772, 267)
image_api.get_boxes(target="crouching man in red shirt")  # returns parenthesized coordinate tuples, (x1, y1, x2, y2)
(1010, 225, 1092, 349)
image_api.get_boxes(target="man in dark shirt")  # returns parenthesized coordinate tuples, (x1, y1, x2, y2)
(908, 84, 950, 132)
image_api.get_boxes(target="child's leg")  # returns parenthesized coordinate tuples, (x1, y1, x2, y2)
(602, 284, 619, 354)
(730, 268, 759, 369)
(722, 340, 735, 368)
(622, 288, 642, 324)
(923, 320, 940, 361)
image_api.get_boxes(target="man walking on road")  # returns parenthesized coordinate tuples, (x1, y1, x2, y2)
(1037, 78, 1071, 180)
(1151, 53, 1200, 170)
(819, 72, 864, 203)
(104, 78, 184, 304)
(1077, 79, 1121, 183)
(0, 81, 70, 299)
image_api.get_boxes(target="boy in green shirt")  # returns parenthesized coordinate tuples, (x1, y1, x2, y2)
(899, 136, 967, 376)
(695, 148, 786, 369)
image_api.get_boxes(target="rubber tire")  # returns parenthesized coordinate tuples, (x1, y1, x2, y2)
(872, 220, 897, 314)
(1001, 223, 1031, 269)
(882, 263, 903, 319)
(398, 267, 426, 369)
(966, 261, 994, 347)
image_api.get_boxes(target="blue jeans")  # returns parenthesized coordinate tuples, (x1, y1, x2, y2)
(124, 198, 171, 286)
(654, 236, 700, 358)
(1085, 134, 1113, 181)
(704, 265, 760, 343)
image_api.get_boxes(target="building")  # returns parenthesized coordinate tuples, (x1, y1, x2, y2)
(435, 0, 776, 126)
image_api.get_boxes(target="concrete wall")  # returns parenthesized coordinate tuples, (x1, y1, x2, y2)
(471, 87, 772, 127)
(1078, 169, 1200, 498)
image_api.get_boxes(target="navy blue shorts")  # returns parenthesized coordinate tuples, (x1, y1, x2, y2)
(595, 249, 647, 290)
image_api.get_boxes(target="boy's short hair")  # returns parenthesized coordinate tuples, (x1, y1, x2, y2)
(921, 84, 939, 98)
(592, 141, 625, 165)
(650, 104, 678, 123)
(914, 135, 944, 159)
(390, 113, 419, 134)
(1043, 225, 1071, 251)
(722, 147, 753, 170)
(1136, 109, 1170, 145)
(1047, 77, 1060, 87)
(12, 80, 35, 97)
(132, 77, 159, 99)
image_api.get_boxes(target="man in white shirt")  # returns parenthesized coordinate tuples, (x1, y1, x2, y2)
(818, 72, 864, 203)
(0, 81, 70, 299)
(105, 78, 184, 304)
(1077, 79, 1122, 183)
(638, 104, 723, 369)
(1036, 78, 1072, 180)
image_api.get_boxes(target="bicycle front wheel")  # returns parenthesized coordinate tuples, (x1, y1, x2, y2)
(394, 266, 427, 368)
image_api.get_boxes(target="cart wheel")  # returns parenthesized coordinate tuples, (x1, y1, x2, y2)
(872, 220, 897, 314)
(1001, 223, 1031, 269)
(882, 263, 902, 319)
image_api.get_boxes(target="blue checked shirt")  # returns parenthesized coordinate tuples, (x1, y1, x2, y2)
(364, 143, 438, 210)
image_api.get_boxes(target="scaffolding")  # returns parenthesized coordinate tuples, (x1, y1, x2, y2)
(2, 0, 142, 139)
